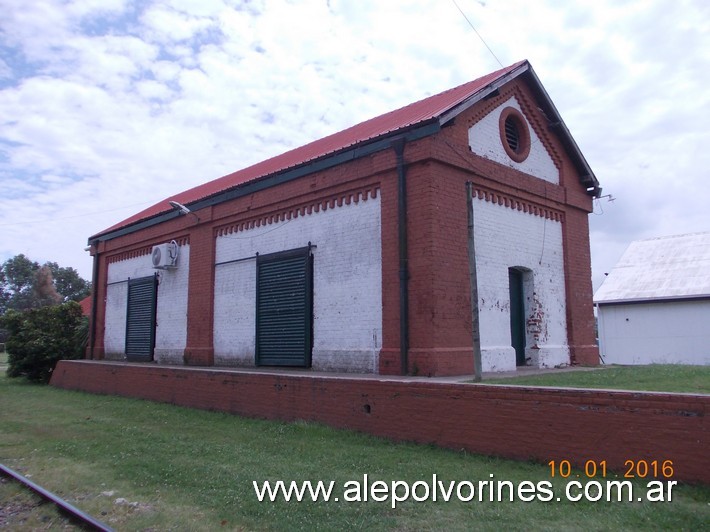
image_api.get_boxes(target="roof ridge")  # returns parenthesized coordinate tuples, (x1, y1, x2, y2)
(356, 59, 528, 122)
(637, 230, 710, 242)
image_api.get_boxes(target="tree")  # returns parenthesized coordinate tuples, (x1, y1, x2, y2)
(34, 265, 63, 307)
(0, 254, 91, 315)
(0, 254, 40, 313)
(2, 301, 85, 383)
(45, 262, 91, 303)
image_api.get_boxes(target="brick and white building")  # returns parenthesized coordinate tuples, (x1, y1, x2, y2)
(87, 60, 601, 376)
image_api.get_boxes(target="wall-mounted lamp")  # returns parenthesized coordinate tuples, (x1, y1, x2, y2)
(169, 200, 200, 221)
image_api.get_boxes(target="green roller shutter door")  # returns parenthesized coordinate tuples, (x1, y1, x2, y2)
(125, 275, 157, 362)
(256, 248, 313, 367)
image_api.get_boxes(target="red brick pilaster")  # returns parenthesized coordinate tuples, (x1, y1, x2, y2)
(184, 212, 215, 366)
(562, 209, 599, 365)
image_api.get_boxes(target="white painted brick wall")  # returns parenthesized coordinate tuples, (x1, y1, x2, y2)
(104, 244, 190, 363)
(473, 198, 569, 371)
(468, 96, 559, 184)
(154, 245, 189, 364)
(213, 260, 255, 366)
(104, 281, 127, 359)
(214, 195, 382, 372)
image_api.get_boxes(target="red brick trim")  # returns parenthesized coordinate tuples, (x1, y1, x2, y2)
(106, 246, 151, 264)
(106, 236, 190, 264)
(499, 106, 531, 163)
(467, 84, 563, 172)
(471, 185, 564, 222)
(215, 186, 380, 237)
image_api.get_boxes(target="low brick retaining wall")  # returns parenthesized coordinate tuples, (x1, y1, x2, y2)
(50, 360, 708, 484)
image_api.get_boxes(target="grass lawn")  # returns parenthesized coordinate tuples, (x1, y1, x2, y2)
(0, 372, 708, 531)
(481, 364, 710, 394)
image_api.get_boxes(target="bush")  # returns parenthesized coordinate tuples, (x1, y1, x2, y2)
(75, 315, 90, 353)
(2, 301, 85, 383)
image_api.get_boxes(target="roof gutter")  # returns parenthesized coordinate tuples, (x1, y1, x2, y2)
(90, 120, 442, 244)
(595, 293, 710, 306)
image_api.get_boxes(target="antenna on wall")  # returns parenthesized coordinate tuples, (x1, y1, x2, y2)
(593, 193, 616, 215)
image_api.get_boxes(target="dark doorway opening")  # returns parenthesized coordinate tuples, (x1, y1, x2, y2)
(509, 268, 527, 366)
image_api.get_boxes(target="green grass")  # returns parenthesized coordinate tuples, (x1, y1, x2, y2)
(1, 373, 708, 531)
(481, 365, 710, 394)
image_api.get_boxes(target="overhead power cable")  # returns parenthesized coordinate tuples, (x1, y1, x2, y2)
(451, 0, 504, 68)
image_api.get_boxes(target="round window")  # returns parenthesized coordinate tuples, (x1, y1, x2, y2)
(499, 107, 531, 163)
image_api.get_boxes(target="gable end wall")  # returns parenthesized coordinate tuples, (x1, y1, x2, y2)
(395, 78, 598, 375)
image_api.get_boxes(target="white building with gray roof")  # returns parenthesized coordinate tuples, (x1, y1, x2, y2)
(594, 231, 710, 365)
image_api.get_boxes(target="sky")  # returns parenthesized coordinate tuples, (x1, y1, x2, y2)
(0, 0, 708, 292)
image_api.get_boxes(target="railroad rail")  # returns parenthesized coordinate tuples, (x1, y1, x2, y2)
(0, 463, 114, 531)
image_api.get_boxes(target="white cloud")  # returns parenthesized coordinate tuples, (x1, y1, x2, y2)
(66, 0, 128, 18)
(0, 0, 708, 289)
(140, 4, 214, 43)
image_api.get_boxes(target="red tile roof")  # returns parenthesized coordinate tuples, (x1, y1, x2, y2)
(78, 295, 92, 316)
(96, 60, 528, 237)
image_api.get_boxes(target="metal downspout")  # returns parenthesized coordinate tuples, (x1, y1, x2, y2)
(393, 138, 409, 375)
(89, 240, 99, 360)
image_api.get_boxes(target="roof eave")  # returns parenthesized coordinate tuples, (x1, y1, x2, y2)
(90, 60, 603, 244)
(437, 60, 531, 126)
(524, 65, 601, 197)
(595, 293, 710, 306)
(89, 118, 442, 243)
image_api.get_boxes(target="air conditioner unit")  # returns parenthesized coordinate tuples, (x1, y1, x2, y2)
(151, 241, 179, 269)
